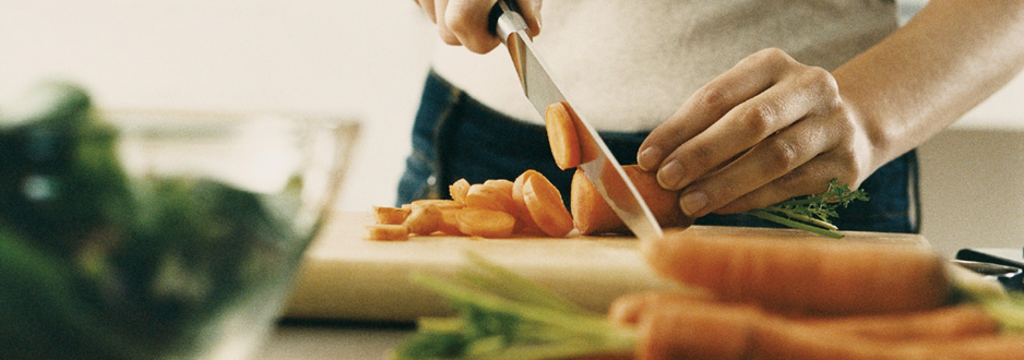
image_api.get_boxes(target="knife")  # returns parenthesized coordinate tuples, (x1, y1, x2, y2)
(488, 0, 664, 241)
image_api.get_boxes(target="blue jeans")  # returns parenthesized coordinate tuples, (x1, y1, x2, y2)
(398, 71, 920, 233)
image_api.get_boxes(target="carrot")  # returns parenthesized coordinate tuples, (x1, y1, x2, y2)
(410, 199, 464, 211)
(403, 203, 443, 235)
(802, 304, 1000, 341)
(365, 224, 409, 241)
(484, 179, 515, 195)
(455, 208, 516, 238)
(372, 206, 410, 225)
(522, 171, 574, 237)
(512, 170, 544, 233)
(545, 101, 582, 170)
(615, 292, 1021, 360)
(642, 227, 952, 316)
(464, 183, 518, 217)
(571, 165, 693, 235)
(437, 208, 464, 235)
(450, 178, 471, 204)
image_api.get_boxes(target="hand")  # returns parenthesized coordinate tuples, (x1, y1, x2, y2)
(412, 0, 542, 54)
(637, 48, 876, 218)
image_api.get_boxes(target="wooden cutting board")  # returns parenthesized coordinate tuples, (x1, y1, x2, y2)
(281, 211, 928, 322)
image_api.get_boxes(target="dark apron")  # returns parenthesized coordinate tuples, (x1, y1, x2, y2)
(397, 70, 919, 233)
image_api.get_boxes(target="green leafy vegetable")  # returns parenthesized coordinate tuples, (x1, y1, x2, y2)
(745, 178, 868, 239)
(391, 253, 635, 360)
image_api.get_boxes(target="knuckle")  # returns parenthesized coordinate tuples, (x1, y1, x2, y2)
(692, 85, 731, 111)
(751, 47, 793, 67)
(761, 138, 802, 175)
(802, 66, 839, 96)
(739, 103, 777, 136)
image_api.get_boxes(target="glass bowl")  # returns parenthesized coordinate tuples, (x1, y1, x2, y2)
(0, 82, 357, 360)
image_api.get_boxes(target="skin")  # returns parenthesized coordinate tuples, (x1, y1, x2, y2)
(414, 0, 1024, 218)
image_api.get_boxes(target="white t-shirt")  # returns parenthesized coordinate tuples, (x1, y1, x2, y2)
(431, 0, 899, 132)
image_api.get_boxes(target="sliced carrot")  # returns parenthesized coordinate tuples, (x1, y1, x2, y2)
(483, 179, 514, 196)
(403, 203, 442, 235)
(571, 165, 693, 235)
(522, 172, 574, 237)
(372, 206, 410, 225)
(455, 208, 516, 238)
(365, 224, 409, 241)
(643, 227, 951, 316)
(449, 178, 471, 204)
(437, 208, 464, 235)
(464, 183, 518, 217)
(410, 199, 464, 211)
(544, 101, 581, 170)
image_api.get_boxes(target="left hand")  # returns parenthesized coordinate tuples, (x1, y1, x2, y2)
(637, 48, 876, 218)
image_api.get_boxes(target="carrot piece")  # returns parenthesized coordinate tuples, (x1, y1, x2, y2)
(455, 208, 516, 238)
(522, 172, 574, 237)
(365, 224, 409, 241)
(571, 165, 693, 235)
(544, 101, 582, 170)
(643, 227, 952, 316)
(464, 183, 518, 217)
(449, 178, 471, 204)
(410, 199, 464, 211)
(483, 179, 514, 196)
(403, 203, 443, 235)
(437, 208, 465, 235)
(511, 170, 543, 234)
(372, 206, 410, 225)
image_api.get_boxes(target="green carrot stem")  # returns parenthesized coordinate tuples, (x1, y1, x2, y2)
(745, 209, 844, 239)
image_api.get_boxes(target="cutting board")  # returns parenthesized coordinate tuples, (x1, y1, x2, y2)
(281, 211, 928, 322)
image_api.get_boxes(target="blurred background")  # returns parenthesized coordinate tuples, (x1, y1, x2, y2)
(2, 0, 1022, 257)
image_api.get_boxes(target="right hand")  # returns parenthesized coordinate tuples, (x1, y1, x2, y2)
(413, 0, 542, 54)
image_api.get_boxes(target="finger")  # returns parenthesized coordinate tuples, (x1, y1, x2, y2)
(434, 0, 462, 46)
(637, 48, 796, 172)
(418, 0, 439, 23)
(518, 0, 543, 38)
(446, 0, 501, 53)
(654, 69, 826, 197)
(711, 149, 857, 215)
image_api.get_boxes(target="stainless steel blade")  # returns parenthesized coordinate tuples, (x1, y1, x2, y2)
(493, 2, 663, 240)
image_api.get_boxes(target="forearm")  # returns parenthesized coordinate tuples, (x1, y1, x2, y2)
(834, 0, 1024, 171)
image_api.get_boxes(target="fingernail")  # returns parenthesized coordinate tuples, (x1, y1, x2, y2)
(680, 191, 708, 216)
(637, 147, 660, 171)
(657, 160, 685, 190)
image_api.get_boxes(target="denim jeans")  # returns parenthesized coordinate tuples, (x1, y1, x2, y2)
(398, 71, 919, 233)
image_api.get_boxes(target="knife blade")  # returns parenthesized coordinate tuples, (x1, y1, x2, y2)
(488, 0, 664, 241)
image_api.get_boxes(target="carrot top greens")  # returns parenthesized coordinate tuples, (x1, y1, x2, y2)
(745, 178, 869, 238)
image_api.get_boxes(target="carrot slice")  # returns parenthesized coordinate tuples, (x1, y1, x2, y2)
(545, 101, 582, 170)
(372, 206, 410, 225)
(410, 199, 464, 211)
(522, 172, 574, 237)
(483, 179, 514, 196)
(437, 208, 464, 235)
(403, 203, 442, 235)
(464, 183, 518, 217)
(365, 224, 409, 241)
(455, 208, 516, 238)
(449, 178, 471, 204)
(511, 170, 543, 234)
(571, 165, 693, 235)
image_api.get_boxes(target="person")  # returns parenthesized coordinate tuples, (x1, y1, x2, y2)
(397, 0, 1024, 234)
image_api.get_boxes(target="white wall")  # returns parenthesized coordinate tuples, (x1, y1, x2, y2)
(2, 1, 1022, 257)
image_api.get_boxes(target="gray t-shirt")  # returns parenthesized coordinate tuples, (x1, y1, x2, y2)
(431, 0, 899, 132)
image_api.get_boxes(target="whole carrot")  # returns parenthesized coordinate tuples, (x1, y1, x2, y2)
(642, 227, 951, 316)
(571, 166, 693, 235)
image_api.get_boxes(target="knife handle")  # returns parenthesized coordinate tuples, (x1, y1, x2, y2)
(488, 0, 528, 44)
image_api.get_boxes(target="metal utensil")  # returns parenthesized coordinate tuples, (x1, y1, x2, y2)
(488, 0, 663, 240)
